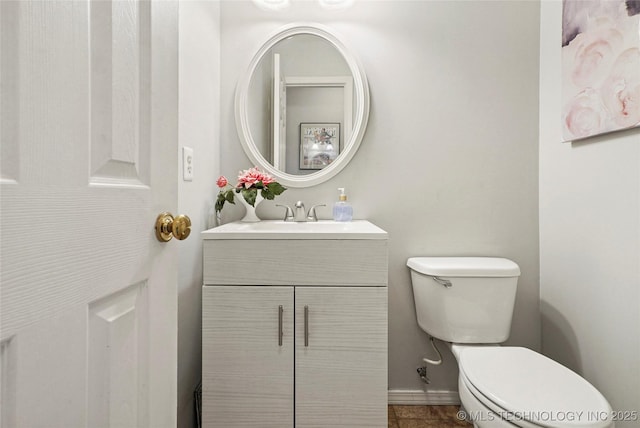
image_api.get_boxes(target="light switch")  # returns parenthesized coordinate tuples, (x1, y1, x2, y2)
(183, 147, 194, 181)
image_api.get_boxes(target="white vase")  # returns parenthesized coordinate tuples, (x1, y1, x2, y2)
(235, 191, 263, 222)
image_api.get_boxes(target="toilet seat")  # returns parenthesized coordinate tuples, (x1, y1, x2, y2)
(458, 370, 537, 428)
(458, 346, 613, 428)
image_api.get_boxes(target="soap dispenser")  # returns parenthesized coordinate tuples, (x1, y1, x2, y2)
(333, 187, 353, 222)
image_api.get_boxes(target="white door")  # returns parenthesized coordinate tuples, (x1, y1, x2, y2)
(0, 1, 179, 427)
(272, 53, 286, 170)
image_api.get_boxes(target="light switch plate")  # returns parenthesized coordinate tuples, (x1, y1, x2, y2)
(183, 147, 194, 181)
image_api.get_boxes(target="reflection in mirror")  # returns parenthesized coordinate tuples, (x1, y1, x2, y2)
(248, 34, 353, 176)
(235, 24, 369, 188)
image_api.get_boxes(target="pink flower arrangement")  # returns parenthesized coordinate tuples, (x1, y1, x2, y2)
(237, 167, 276, 188)
(215, 167, 286, 213)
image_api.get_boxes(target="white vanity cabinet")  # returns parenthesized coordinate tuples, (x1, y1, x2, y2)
(202, 221, 388, 428)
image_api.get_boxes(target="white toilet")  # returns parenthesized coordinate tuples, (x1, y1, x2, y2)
(407, 257, 614, 428)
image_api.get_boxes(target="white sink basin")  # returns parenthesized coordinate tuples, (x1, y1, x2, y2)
(202, 220, 387, 240)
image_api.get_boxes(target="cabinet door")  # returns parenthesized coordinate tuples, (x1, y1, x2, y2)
(202, 286, 294, 427)
(295, 286, 388, 427)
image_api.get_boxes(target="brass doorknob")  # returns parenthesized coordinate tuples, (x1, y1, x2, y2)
(155, 212, 191, 242)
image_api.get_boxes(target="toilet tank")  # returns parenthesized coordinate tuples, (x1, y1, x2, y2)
(407, 257, 520, 344)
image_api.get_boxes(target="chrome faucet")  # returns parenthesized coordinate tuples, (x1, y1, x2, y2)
(294, 201, 306, 222)
(276, 202, 326, 222)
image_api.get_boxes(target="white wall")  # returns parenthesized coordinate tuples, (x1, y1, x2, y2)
(539, 1, 640, 426)
(178, 2, 220, 426)
(219, 0, 540, 396)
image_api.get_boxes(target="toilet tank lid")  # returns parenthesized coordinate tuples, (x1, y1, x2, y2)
(406, 257, 520, 277)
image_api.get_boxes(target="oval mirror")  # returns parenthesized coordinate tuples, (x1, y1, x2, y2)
(235, 23, 370, 188)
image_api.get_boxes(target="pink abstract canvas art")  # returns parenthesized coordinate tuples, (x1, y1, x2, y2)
(562, 0, 640, 142)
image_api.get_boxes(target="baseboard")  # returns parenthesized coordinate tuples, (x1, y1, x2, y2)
(388, 389, 461, 405)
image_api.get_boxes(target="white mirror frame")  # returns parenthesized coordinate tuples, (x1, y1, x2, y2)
(234, 23, 370, 188)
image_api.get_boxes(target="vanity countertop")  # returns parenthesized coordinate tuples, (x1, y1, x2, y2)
(202, 220, 388, 240)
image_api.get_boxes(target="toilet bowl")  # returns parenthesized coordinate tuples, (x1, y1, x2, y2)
(452, 345, 613, 428)
(407, 257, 614, 428)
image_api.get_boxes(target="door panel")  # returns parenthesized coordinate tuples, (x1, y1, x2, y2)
(87, 282, 149, 428)
(90, 0, 151, 188)
(295, 286, 388, 428)
(0, 1, 178, 427)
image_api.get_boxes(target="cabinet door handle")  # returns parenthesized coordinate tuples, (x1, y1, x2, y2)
(304, 305, 309, 347)
(278, 305, 284, 347)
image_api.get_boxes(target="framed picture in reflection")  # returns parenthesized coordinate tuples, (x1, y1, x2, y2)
(299, 123, 340, 170)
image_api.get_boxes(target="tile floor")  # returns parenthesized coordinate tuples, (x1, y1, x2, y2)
(388, 405, 471, 428)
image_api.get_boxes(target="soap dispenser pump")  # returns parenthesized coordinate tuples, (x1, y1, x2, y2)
(333, 187, 353, 222)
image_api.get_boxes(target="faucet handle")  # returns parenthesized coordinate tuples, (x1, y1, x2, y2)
(306, 204, 326, 222)
(275, 204, 294, 222)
